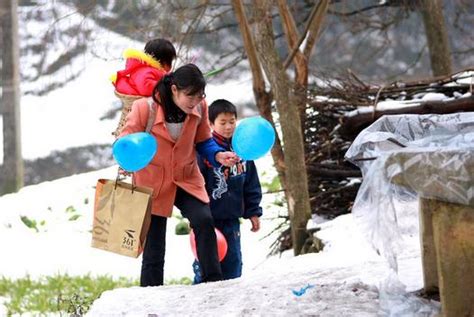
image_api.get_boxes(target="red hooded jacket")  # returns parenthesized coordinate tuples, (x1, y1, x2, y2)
(111, 48, 170, 96)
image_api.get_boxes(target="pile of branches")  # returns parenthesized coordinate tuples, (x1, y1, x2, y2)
(269, 69, 473, 255)
(314, 68, 474, 138)
(304, 68, 473, 219)
(304, 101, 361, 219)
(267, 68, 474, 255)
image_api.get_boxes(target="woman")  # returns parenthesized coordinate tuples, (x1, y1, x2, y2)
(119, 63, 238, 286)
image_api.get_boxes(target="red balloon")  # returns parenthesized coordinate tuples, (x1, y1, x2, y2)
(190, 228, 228, 262)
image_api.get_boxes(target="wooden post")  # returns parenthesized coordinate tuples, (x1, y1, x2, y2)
(419, 198, 439, 293)
(0, 0, 23, 194)
(431, 200, 474, 317)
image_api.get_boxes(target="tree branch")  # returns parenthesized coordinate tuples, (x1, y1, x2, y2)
(231, 0, 266, 92)
(277, 0, 307, 84)
(327, 2, 390, 17)
(303, 0, 330, 58)
(282, 1, 319, 69)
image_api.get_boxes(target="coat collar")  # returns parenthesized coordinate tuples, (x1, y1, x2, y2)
(150, 100, 204, 144)
(212, 131, 232, 150)
(123, 48, 163, 70)
(152, 100, 203, 125)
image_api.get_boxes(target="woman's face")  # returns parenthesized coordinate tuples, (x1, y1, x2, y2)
(171, 85, 206, 113)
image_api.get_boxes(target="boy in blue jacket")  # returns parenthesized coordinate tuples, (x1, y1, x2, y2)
(192, 99, 263, 283)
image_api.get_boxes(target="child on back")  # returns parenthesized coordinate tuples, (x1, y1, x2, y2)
(111, 38, 176, 137)
(111, 38, 176, 97)
(192, 99, 263, 283)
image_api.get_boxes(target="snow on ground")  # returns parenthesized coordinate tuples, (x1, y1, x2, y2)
(0, 155, 440, 316)
(0, 155, 279, 281)
(87, 200, 437, 316)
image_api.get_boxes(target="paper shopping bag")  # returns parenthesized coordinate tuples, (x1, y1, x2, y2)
(91, 179, 153, 258)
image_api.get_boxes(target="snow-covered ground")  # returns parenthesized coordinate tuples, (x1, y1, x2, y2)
(0, 158, 282, 282)
(0, 3, 447, 316)
(0, 160, 440, 316)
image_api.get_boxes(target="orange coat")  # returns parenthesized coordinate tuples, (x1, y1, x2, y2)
(119, 97, 212, 217)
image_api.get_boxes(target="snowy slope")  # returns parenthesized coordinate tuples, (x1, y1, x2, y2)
(0, 158, 440, 316)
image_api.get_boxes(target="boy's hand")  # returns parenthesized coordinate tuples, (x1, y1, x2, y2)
(215, 151, 239, 167)
(249, 216, 260, 232)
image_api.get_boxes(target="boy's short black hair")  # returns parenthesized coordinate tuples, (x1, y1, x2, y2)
(144, 38, 176, 68)
(209, 99, 237, 123)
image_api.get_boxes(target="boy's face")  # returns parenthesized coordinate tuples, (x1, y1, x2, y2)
(211, 112, 236, 139)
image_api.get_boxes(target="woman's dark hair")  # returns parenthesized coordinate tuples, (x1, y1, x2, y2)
(144, 38, 176, 68)
(209, 99, 237, 123)
(152, 63, 206, 123)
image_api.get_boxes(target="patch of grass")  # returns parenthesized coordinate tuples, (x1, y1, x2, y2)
(0, 274, 138, 315)
(0, 274, 193, 315)
(261, 175, 281, 193)
(166, 277, 192, 285)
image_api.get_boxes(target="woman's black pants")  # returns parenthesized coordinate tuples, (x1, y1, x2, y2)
(140, 187, 223, 286)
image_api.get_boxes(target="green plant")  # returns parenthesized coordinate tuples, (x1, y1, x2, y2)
(58, 293, 92, 315)
(0, 274, 139, 315)
(65, 206, 76, 213)
(69, 214, 81, 221)
(175, 220, 190, 235)
(165, 277, 192, 285)
(261, 175, 281, 193)
(20, 215, 38, 232)
(172, 211, 184, 220)
(273, 196, 285, 207)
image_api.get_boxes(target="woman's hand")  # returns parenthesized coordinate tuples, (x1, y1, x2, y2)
(118, 167, 132, 177)
(215, 151, 239, 167)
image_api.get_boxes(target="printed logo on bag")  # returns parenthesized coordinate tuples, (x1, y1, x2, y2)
(122, 229, 136, 250)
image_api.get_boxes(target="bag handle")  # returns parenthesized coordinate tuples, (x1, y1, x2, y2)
(115, 168, 137, 193)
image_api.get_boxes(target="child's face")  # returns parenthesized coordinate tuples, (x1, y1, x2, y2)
(211, 112, 237, 139)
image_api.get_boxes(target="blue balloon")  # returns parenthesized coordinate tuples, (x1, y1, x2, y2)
(232, 116, 275, 160)
(112, 132, 157, 172)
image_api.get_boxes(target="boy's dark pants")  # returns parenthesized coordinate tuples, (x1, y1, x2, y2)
(193, 219, 242, 284)
(141, 187, 223, 286)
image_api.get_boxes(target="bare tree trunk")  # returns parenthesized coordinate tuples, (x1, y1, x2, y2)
(419, 0, 452, 76)
(0, 0, 23, 195)
(231, 0, 287, 192)
(253, 0, 312, 255)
